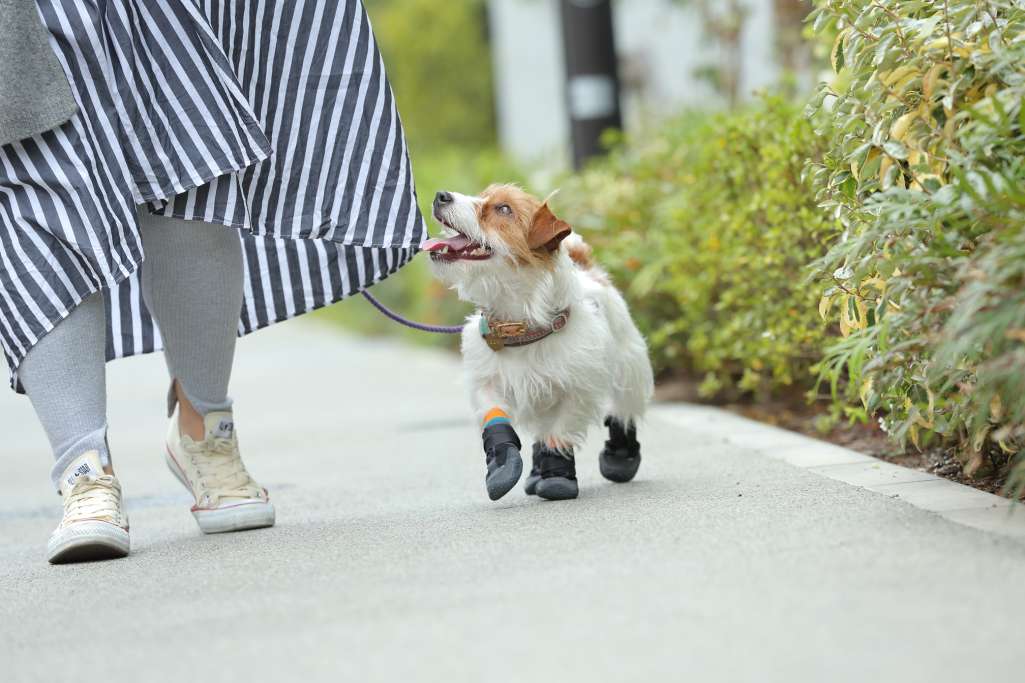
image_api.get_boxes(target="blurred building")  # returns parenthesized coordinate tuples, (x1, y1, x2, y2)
(487, 0, 789, 168)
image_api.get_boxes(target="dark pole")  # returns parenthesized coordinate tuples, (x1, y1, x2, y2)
(559, 0, 622, 169)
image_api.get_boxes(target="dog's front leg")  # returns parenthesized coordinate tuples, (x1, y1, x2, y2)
(525, 406, 591, 502)
(475, 391, 523, 501)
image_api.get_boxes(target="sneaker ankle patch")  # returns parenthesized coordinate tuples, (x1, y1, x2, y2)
(211, 418, 235, 439)
(64, 460, 99, 489)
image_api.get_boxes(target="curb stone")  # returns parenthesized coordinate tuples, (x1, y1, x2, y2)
(652, 403, 1025, 542)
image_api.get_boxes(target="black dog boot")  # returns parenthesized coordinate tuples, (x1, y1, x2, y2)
(535, 445, 578, 501)
(524, 442, 543, 496)
(482, 422, 523, 501)
(599, 417, 641, 483)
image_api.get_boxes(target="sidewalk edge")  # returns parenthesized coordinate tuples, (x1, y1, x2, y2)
(651, 403, 1025, 541)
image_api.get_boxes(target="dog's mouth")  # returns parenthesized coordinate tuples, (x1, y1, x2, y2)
(423, 213, 492, 262)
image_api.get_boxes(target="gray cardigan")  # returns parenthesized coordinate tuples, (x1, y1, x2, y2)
(0, 0, 78, 147)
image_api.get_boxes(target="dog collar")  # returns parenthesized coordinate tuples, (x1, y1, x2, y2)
(479, 308, 571, 351)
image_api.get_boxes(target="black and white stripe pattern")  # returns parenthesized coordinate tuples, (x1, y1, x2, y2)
(0, 0, 425, 390)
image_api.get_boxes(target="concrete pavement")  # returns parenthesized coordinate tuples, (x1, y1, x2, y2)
(2, 318, 1024, 683)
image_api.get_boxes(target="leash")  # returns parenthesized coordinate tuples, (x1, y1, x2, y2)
(360, 290, 464, 335)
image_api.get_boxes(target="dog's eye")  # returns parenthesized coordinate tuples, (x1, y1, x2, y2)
(495, 204, 512, 216)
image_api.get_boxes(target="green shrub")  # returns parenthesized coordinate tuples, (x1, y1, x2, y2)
(807, 1, 1025, 483)
(558, 95, 838, 399)
(368, 0, 495, 151)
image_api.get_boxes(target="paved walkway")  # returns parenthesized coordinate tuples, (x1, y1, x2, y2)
(2, 319, 1024, 683)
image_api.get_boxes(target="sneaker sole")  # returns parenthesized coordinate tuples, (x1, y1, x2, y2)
(164, 449, 276, 535)
(193, 503, 276, 534)
(47, 521, 130, 564)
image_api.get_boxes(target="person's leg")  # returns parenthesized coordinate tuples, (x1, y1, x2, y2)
(138, 212, 274, 534)
(20, 292, 110, 480)
(19, 292, 130, 563)
(138, 213, 243, 438)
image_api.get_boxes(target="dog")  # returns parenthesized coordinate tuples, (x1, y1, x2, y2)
(424, 184, 654, 501)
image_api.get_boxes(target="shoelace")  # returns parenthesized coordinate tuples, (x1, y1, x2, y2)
(184, 436, 262, 505)
(63, 475, 122, 525)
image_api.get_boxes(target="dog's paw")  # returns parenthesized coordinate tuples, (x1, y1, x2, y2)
(524, 442, 543, 495)
(485, 444, 523, 500)
(483, 422, 523, 501)
(599, 446, 641, 483)
(533, 444, 578, 500)
(600, 418, 641, 483)
(535, 476, 578, 500)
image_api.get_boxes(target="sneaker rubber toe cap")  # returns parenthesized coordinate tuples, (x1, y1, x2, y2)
(47, 521, 130, 564)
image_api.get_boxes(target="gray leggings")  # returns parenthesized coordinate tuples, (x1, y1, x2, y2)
(18, 212, 244, 484)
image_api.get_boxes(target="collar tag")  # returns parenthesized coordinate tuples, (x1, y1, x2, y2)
(480, 308, 571, 351)
(480, 316, 504, 351)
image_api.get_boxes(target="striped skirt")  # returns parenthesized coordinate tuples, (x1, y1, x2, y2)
(0, 0, 425, 391)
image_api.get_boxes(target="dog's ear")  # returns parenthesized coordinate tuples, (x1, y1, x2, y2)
(528, 204, 572, 252)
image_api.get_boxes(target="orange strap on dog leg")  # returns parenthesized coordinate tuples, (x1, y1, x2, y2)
(482, 407, 511, 429)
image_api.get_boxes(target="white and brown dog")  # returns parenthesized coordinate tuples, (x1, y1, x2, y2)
(425, 184, 654, 501)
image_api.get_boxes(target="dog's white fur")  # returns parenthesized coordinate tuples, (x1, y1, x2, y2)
(430, 190, 654, 449)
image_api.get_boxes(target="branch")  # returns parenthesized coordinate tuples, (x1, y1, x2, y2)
(944, 0, 955, 62)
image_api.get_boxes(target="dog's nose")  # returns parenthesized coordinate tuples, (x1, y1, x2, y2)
(434, 191, 453, 208)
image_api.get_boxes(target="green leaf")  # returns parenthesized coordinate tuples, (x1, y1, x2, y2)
(883, 140, 909, 160)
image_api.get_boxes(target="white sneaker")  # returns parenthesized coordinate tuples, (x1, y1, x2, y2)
(164, 410, 275, 534)
(47, 451, 130, 564)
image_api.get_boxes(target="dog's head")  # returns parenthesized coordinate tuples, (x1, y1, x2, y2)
(424, 185, 572, 290)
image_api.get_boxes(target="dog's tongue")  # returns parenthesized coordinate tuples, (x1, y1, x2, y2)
(422, 234, 472, 252)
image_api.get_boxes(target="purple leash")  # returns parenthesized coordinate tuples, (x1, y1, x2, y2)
(360, 290, 464, 335)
